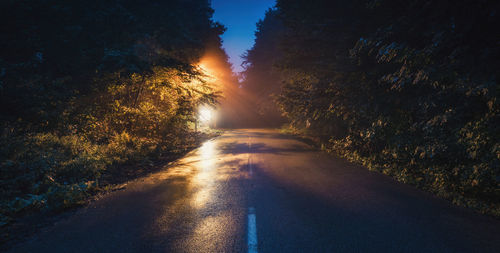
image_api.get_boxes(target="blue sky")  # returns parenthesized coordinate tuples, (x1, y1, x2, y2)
(211, 0, 276, 73)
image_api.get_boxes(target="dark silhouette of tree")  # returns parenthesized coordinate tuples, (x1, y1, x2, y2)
(270, 0, 499, 215)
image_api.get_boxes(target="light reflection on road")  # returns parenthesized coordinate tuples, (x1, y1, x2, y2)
(185, 138, 246, 252)
(192, 140, 218, 209)
(151, 133, 257, 251)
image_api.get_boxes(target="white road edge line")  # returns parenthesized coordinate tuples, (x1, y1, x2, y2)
(248, 207, 258, 253)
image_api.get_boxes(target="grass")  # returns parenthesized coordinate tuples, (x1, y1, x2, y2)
(0, 129, 221, 246)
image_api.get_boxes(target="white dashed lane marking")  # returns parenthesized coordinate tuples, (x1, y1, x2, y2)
(248, 207, 258, 253)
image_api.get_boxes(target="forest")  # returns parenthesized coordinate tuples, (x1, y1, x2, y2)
(1, 0, 499, 242)
(242, 0, 499, 216)
(0, 0, 233, 231)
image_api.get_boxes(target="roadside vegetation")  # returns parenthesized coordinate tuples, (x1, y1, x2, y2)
(242, 1, 499, 216)
(0, 0, 231, 239)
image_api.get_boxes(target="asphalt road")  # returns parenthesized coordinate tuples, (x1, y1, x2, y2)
(10, 129, 500, 252)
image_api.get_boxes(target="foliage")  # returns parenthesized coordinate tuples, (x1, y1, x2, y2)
(263, 0, 500, 215)
(0, 0, 228, 229)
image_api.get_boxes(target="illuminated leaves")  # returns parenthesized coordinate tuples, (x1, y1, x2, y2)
(0, 0, 227, 224)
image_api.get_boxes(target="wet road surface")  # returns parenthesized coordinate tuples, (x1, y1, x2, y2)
(10, 129, 500, 252)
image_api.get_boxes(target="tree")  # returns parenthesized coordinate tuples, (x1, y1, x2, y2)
(270, 0, 500, 215)
(0, 0, 232, 226)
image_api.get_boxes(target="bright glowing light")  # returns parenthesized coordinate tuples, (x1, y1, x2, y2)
(199, 106, 213, 122)
(198, 63, 208, 72)
(197, 63, 217, 83)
